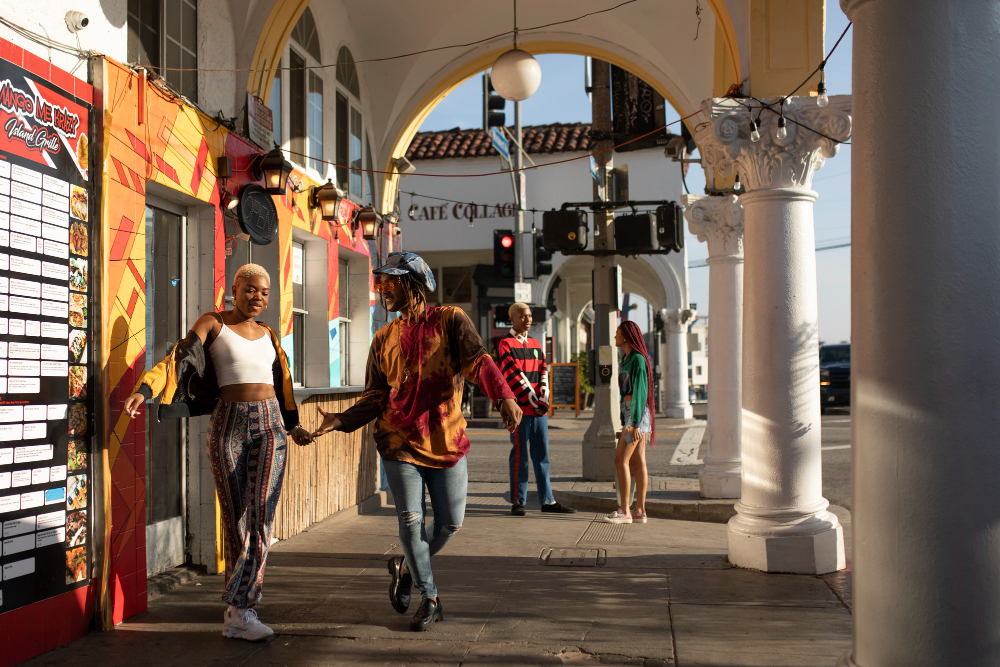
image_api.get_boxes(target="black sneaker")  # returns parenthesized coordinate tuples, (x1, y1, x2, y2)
(541, 502, 577, 514)
(388, 555, 412, 614)
(511, 503, 526, 516)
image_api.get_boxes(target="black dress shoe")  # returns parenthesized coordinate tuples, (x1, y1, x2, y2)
(541, 502, 577, 514)
(410, 597, 443, 631)
(511, 503, 526, 516)
(388, 555, 412, 614)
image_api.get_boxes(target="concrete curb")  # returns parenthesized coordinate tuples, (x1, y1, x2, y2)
(552, 489, 737, 523)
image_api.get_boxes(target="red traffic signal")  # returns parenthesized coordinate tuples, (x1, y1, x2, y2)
(500, 234, 514, 248)
(494, 229, 516, 283)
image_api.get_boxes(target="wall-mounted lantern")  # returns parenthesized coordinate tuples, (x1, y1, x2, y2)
(310, 179, 342, 221)
(356, 206, 381, 240)
(251, 148, 293, 195)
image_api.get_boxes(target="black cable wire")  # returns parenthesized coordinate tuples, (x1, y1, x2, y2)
(783, 22, 852, 100)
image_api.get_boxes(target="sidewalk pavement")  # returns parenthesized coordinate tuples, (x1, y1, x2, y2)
(24, 482, 853, 667)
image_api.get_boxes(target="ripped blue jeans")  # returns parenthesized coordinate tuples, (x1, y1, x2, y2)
(382, 456, 468, 600)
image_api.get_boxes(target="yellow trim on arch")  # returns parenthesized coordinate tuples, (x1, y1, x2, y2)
(380, 39, 733, 213)
(706, 0, 743, 91)
(247, 0, 312, 103)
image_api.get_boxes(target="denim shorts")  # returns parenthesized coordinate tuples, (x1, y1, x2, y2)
(621, 399, 651, 443)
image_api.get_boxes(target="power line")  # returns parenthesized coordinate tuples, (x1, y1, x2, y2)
(687, 240, 851, 269)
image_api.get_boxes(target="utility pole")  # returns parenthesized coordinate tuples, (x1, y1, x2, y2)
(514, 100, 525, 283)
(581, 59, 620, 481)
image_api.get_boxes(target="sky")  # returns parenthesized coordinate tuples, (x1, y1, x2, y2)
(419, 6, 853, 344)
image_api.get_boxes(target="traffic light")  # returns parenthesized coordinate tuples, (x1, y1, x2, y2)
(614, 212, 658, 253)
(533, 233, 553, 276)
(656, 203, 684, 252)
(494, 230, 516, 282)
(483, 73, 506, 129)
(542, 209, 588, 251)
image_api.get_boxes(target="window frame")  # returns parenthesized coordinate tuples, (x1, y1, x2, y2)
(127, 0, 198, 101)
(333, 46, 371, 203)
(284, 15, 327, 181)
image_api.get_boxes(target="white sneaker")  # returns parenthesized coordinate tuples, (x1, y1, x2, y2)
(603, 508, 632, 524)
(222, 605, 274, 641)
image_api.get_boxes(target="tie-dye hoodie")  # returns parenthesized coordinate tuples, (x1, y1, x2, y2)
(334, 306, 514, 468)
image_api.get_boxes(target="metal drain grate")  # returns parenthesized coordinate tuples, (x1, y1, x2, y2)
(465, 495, 508, 507)
(578, 520, 626, 544)
(541, 547, 606, 567)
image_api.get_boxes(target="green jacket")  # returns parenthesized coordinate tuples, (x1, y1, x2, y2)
(619, 351, 648, 424)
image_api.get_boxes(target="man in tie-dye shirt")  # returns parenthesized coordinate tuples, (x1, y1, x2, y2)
(311, 252, 520, 632)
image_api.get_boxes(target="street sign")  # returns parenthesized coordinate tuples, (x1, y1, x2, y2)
(246, 93, 274, 149)
(491, 127, 510, 161)
(515, 281, 532, 303)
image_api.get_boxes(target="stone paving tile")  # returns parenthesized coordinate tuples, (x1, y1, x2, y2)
(667, 568, 845, 608)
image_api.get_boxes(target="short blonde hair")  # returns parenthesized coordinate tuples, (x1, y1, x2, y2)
(509, 302, 531, 319)
(233, 263, 270, 289)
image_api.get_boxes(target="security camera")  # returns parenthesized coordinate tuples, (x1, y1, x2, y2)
(664, 135, 688, 161)
(65, 11, 89, 33)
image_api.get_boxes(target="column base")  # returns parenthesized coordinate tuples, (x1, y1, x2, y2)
(664, 404, 693, 419)
(699, 468, 741, 498)
(836, 650, 859, 667)
(581, 436, 616, 481)
(727, 508, 845, 574)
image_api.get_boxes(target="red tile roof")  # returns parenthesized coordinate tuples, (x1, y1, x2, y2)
(406, 123, 593, 160)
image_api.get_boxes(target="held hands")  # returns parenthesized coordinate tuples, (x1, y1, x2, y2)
(499, 398, 523, 433)
(289, 426, 315, 446)
(124, 393, 145, 419)
(311, 406, 343, 439)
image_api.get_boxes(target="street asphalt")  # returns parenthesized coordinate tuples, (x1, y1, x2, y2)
(467, 403, 853, 510)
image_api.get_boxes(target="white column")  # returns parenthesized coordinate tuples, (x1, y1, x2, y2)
(839, 1, 1000, 665)
(663, 309, 694, 419)
(696, 95, 851, 574)
(684, 194, 744, 499)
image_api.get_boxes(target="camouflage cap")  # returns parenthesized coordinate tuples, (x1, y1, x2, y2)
(372, 252, 437, 292)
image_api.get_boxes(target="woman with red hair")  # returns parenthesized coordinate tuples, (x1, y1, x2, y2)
(605, 321, 656, 524)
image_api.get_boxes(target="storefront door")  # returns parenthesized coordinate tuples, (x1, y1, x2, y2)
(144, 204, 185, 575)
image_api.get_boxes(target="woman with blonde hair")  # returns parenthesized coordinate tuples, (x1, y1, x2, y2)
(124, 263, 312, 640)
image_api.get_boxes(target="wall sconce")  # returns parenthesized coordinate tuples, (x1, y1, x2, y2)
(250, 148, 293, 194)
(391, 156, 416, 175)
(356, 206, 381, 240)
(310, 179, 342, 221)
(221, 191, 239, 211)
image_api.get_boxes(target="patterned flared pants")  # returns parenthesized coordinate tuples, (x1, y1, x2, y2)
(208, 397, 287, 608)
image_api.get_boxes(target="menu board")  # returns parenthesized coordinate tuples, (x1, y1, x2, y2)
(0, 55, 92, 613)
(549, 363, 580, 417)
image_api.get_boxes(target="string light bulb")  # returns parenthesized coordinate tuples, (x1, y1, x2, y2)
(775, 115, 788, 140)
(407, 193, 417, 218)
(734, 172, 741, 191)
(817, 77, 829, 107)
(749, 118, 761, 143)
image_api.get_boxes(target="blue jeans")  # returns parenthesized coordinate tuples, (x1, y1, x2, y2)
(382, 456, 467, 600)
(508, 415, 555, 506)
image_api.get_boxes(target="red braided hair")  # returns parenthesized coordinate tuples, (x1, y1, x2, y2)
(618, 320, 655, 447)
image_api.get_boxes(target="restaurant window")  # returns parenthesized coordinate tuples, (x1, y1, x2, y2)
(287, 8, 324, 176)
(127, 0, 198, 101)
(442, 266, 473, 304)
(268, 60, 282, 147)
(339, 259, 350, 386)
(291, 241, 305, 385)
(335, 47, 365, 199)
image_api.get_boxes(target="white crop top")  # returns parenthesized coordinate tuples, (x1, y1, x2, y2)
(208, 324, 277, 387)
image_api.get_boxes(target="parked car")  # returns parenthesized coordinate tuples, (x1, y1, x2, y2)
(819, 343, 850, 414)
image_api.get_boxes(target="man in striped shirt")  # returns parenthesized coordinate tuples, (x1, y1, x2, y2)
(498, 303, 576, 516)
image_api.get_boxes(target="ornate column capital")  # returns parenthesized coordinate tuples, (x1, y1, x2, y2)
(694, 96, 852, 191)
(666, 307, 695, 333)
(682, 194, 745, 259)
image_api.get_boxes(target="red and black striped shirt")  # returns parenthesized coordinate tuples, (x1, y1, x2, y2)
(497, 332, 548, 413)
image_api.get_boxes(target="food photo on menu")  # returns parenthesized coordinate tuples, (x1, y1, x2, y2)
(70, 185, 87, 222)
(66, 510, 87, 547)
(69, 365, 87, 399)
(67, 439, 87, 471)
(69, 329, 87, 363)
(66, 546, 87, 584)
(69, 258, 88, 292)
(68, 403, 86, 435)
(69, 294, 87, 328)
(69, 221, 88, 256)
(67, 473, 87, 510)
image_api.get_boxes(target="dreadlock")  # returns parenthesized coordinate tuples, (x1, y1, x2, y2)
(378, 273, 428, 316)
(618, 320, 656, 448)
